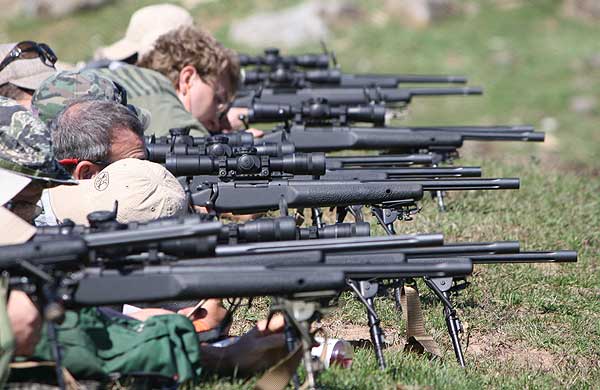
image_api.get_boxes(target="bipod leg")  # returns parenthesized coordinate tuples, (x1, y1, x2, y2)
(423, 277, 465, 367)
(311, 208, 324, 228)
(431, 163, 447, 212)
(283, 314, 300, 390)
(347, 205, 364, 223)
(347, 280, 386, 369)
(274, 297, 326, 390)
(434, 191, 447, 212)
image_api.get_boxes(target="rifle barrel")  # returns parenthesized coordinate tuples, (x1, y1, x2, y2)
(326, 154, 434, 168)
(215, 233, 443, 256)
(406, 178, 520, 191)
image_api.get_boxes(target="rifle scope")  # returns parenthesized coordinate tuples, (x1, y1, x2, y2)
(165, 150, 327, 177)
(243, 68, 469, 88)
(239, 48, 330, 69)
(247, 102, 386, 125)
(220, 216, 370, 243)
(147, 135, 293, 163)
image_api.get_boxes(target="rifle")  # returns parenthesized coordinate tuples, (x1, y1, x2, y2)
(163, 149, 479, 179)
(2, 217, 471, 388)
(234, 86, 483, 108)
(259, 125, 543, 153)
(38, 215, 371, 243)
(260, 127, 465, 153)
(189, 176, 518, 219)
(242, 68, 468, 89)
(191, 179, 424, 214)
(181, 241, 574, 369)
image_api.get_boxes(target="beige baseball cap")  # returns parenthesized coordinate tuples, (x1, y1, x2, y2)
(0, 167, 32, 206)
(0, 42, 57, 90)
(47, 158, 187, 225)
(94, 4, 194, 61)
(0, 206, 37, 245)
(0, 167, 37, 245)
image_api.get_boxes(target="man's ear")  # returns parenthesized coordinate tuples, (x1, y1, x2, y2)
(73, 161, 102, 180)
(177, 65, 198, 94)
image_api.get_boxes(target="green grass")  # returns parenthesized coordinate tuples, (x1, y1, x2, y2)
(2, 0, 599, 388)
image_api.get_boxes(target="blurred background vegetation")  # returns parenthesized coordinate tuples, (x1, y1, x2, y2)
(1, 1, 598, 388)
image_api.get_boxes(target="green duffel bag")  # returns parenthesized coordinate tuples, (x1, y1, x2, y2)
(30, 307, 203, 384)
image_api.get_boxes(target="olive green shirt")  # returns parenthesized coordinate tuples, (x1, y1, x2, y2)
(96, 65, 208, 137)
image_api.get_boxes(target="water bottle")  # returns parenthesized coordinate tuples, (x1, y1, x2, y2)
(311, 337, 354, 368)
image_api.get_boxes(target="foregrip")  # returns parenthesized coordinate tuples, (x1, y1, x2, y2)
(72, 266, 346, 305)
(261, 128, 464, 152)
(192, 180, 424, 213)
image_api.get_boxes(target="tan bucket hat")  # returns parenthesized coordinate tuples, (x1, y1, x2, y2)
(47, 158, 187, 225)
(95, 4, 194, 61)
(0, 42, 57, 90)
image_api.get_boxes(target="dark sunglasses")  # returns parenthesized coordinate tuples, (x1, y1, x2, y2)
(0, 41, 57, 73)
(112, 81, 140, 116)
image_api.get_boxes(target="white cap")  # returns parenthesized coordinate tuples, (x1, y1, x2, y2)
(47, 158, 188, 225)
(94, 4, 194, 61)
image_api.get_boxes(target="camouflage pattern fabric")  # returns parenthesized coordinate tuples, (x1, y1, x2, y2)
(31, 70, 150, 129)
(96, 64, 208, 137)
(0, 97, 74, 185)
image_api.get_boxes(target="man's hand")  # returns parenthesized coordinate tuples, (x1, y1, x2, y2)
(245, 128, 264, 138)
(8, 291, 42, 356)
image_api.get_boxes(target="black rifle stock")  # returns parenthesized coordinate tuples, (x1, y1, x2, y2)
(260, 128, 464, 152)
(191, 180, 424, 214)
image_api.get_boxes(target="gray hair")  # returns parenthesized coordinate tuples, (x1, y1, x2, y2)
(51, 99, 144, 163)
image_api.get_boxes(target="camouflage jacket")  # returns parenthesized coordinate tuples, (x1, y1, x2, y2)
(96, 64, 209, 137)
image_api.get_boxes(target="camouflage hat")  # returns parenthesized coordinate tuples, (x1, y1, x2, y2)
(0, 96, 75, 186)
(31, 69, 151, 129)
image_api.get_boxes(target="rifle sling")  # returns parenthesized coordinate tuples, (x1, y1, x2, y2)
(400, 284, 441, 358)
(254, 344, 303, 390)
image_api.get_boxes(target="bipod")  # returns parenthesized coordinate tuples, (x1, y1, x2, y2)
(19, 261, 67, 390)
(423, 277, 468, 367)
(272, 293, 335, 390)
(346, 280, 387, 369)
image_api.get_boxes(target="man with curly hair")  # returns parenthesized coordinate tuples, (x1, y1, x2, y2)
(94, 24, 242, 136)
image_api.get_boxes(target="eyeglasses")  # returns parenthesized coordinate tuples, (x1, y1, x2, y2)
(113, 81, 128, 106)
(58, 158, 111, 169)
(0, 41, 57, 73)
